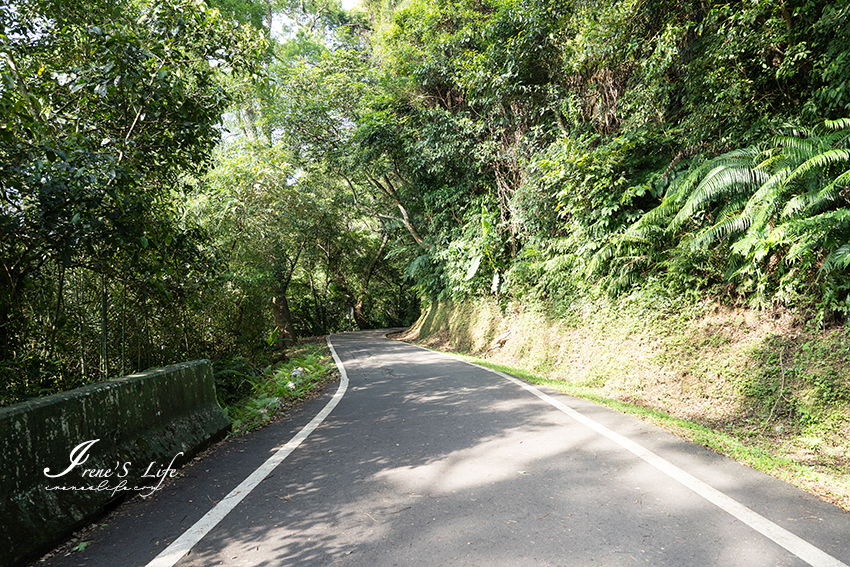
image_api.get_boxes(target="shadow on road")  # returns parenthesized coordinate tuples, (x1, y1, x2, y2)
(41, 330, 850, 567)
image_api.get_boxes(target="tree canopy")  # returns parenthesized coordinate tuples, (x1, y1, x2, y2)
(2, 0, 849, 404)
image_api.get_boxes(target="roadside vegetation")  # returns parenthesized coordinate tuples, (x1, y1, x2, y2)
(0, 0, 418, 407)
(396, 295, 850, 511)
(214, 338, 339, 435)
(2, 0, 848, 504)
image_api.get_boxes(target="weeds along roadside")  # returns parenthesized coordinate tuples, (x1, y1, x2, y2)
(452, 352, 850, 512)
(212, 337, 339, 435)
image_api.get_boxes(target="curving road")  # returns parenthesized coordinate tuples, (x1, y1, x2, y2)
(44, 330, 850, 567)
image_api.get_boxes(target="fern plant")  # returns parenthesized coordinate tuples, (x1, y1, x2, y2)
(595, 119, 850, 316)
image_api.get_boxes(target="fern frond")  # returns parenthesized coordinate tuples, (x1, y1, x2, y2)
(813, 167, 850, 205)
(688, 211, 752, 252)
(661, 160, 716, 204)
(624, 202, 679, 235)
(782, 191, 818, 218)
(686, 195, 750, 254)
(822, 244, 850, 273)
(756, 151, 792, 172)
(772, 208, 850, 264)
(824, 117, 850, 131)
(670, 163, 765, 231)
(587, 241, 618, 276)
(785, 148, 850, 187)
(730, 220, 773, 258)
(775, 122, 816, 139)
(620, 225, 661, 245)
(725, 250, 752, 275)
(715, 195, 750, 221)
(773, 135, 821, 161)
(742, 165, 792, 208)
(782, 186, 843, 218)
(786, 236, 820, 263)
(607, 263, 646, 294)
(820, 127, 850, 148)
(738, 173, 796, 241)
(779, 208, 850, 237)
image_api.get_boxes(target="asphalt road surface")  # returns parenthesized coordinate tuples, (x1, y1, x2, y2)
(42, 330, 850, 567)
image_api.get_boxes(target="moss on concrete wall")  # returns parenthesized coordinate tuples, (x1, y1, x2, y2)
(0, 360, 230, 567)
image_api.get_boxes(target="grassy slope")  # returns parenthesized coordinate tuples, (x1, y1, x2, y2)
(394, 298, 850, 511)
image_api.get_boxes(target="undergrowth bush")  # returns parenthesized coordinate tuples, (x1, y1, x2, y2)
(741, 333, 850, 434)
(213, 357, 263, 407)
(223, 342, 337, 434)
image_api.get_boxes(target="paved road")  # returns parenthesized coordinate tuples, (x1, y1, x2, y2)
(43, 330, 850, 567)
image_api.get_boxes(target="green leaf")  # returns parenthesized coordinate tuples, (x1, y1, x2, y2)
(266, 327, 280, 347)
(72, 541, 93, 552)
(465, 254, 482, 280)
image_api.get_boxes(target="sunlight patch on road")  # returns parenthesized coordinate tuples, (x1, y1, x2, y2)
(371, 427, 588, 495)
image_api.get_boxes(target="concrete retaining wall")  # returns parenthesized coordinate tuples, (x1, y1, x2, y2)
(0, 360, 230, 567)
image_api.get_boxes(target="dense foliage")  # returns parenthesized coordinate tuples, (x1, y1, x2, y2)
(0, 0, 265, 401)
(0, 0, 415, 405)
(320, 0, 850, 321)
(2, 0, 849, 404)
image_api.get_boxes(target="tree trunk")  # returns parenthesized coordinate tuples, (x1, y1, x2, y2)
(121, 281, 126, 377)
(272, 292, 298, 347)
(77, 269, 86, 381)
(353, 298, 368, 331)
(46, 264, 65, 359)
(272, 241, 307, 346)
(366, 173, 428, 248)
(308, 267, 326, 334)
(0, 262, 26, 360)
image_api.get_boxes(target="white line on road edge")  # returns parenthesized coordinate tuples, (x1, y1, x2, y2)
(419, 346, 847, 567)
(144, 336, 349, 567)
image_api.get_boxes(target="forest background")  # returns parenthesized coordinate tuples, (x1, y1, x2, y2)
(2, 0, 849, 427)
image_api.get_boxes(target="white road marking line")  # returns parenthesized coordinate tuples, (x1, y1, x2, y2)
(412, 343, 848, 567)
(144, 336, 349, 567)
